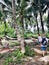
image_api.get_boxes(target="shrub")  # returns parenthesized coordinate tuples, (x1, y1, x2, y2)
(46, 33, 49, 38)
(24, 32, 33, 39)
(0, 23, 16, 38)
(4, 49, 24, 65)
(12, 49, 24, 58)
(4, 57, 13, 65)
(0, 24, 5, 34)
(25, 45, 35, 57)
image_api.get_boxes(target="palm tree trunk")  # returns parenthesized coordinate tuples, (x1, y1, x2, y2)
(20, 11, 24, 29)
(12, 0, 25, 53)
(38, 0, 44, 33)
(35, 15, 39, 34)
(47, 7, 49, 32)
(20, 15, 24, 29)
(40, 12, 44, 33)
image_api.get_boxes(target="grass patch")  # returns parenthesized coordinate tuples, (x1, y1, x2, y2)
(4, 49, 25, 65)
(25, 45, 35, 57)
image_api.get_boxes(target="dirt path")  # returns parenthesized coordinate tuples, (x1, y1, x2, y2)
(0, 46, 19, 54)
(0, 48, 49, 65)
(0, 39, 49, 65)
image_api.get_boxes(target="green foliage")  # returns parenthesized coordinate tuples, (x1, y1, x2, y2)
(6, 28, 16, 37)
(0, 23, 5, 34)
(24, 30, 38, 39)
(32, 34, 38, 38)
(5, 23, 16, 38)
(25, 45, 35, 57)
(4, 57, 13, 65)
(24, 31, 33, 39)
(4, 49, 24, 65)
(24, 33, 33, 39)
(24, 33, 28, 39)
(12, 49, 24, 63)
(24, 32, 49, 39)
(12, 49, 24, 58)
(46, 33, 49, 38)
(0, 23, 16, 38)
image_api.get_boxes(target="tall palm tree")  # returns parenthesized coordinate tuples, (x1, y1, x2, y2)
(16, 0, 33, 29)
(32, 2, 39, 34)
(39, 0, 49, 33)
(12, 0, 25, 53)
(45, 0, 49, 32)
(0, 0, 25, 53)
(38, 0, 45, 33)
(34, 12, 39, 34)
(32, 0, 46, 33)
(2, 0, 34, 53)
(47, 6, 49, 32)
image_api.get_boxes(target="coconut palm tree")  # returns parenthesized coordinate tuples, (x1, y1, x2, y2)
(0, 0, 26, 53)
(31, 2, 39, 34)
(34, 12, 39, 34)
(12, 0, 26, 53)
(1, 0, 35, 53)
(15, 0, 33, 29)
(45, 0, 49, 32)
(32, 0, 46, 33)
(38, 0, 45, 33)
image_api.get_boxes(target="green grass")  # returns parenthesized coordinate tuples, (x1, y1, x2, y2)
(0, 23, 49, 39)
(0, 23, 16, 38)
(24, 32, 38, 39)
(4, 49, 25, 65)
(25, 45, 35, 57)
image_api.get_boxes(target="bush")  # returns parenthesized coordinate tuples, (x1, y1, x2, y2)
(24, 32, 33, 39)
(12, 49, 24, 58)
(25, 45, 35, 57)
(46, 33, 49, 38)
(4, 49, 24, 65)
(24, 33, 28, 39)
(0, 23, 17, 38)
(0, 24, 5, 34)
(4, 57, 13, 65)
(32, 34, 38, 38)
